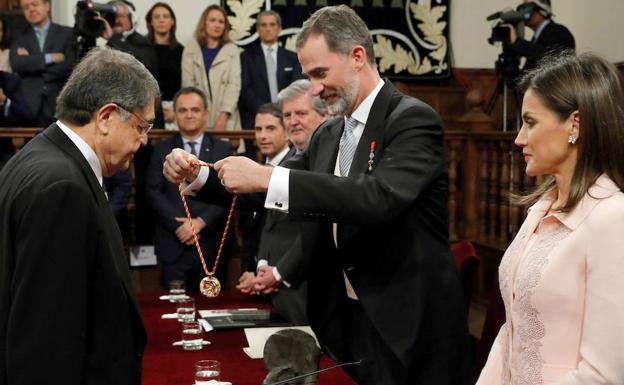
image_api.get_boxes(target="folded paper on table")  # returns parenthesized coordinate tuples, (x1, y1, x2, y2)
(198, 308, 259, 318)
(242, 326, 318, 359)
(161, 313, 179, 319)
(159, 294, 190, 301)
(172, 340, 211, 346)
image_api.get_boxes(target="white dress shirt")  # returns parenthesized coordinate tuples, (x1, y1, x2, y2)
(57, 120, 105, 193)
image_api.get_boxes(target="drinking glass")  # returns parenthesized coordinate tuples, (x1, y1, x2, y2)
(182, 321, 203, 351)
(176, 297, 195, 323)
(194, 360, 220, 383)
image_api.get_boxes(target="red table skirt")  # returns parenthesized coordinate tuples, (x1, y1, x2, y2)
(139, 291, 356, 385)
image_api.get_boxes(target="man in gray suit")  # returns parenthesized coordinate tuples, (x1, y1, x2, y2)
(10, 0, 76, 126)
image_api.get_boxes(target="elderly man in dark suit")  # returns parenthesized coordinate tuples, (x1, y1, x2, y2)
(0, 47, 159, 385)
(239, 10, 303, 156)
(147, 87, 231, 290)
(163, 5, 469, 385)
(10, 0, 76, 127)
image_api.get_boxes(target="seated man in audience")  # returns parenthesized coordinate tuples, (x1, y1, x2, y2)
(10, 0, 76, 126)
(147, 87, 231, 290)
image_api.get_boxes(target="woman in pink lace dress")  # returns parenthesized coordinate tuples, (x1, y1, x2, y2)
(476, 52, 624, 385)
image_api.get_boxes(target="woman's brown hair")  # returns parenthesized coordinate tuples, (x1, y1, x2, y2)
(145, 2, 179, 48)
(193, 5, 231, 47)
(515, 51, 624, 210)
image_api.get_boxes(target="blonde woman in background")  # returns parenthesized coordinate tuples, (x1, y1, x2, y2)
(476, 52, 624, 385)
(182, 5, 240, 132)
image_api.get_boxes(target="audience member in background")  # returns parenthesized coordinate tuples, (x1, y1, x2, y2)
(0, 46, 158, 385)
(278, 79, 327, 153)
(506, 0, 575, 72)
(0, 70, 33, 169)
(0, 70, 32, 126)
(0, 16, 11, 72)
(251, 89, 327, 324)
(239, 10, 303, 158)
(237, 103, 292, 295)
(182, 5, 241, 133)
(101, 0, 159, 243)
(102, 0, 157, 76)
(147, 87, 231, 290)
(145, 2, 183, 129)
(477, 52, 624, 385)
(10, 0, 76, 127)
(103, 168, 132, 241)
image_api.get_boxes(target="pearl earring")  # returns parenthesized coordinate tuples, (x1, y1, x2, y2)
(568, 134, 578, 144)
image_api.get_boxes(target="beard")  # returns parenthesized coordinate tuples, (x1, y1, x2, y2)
(321, 75, 359, 116)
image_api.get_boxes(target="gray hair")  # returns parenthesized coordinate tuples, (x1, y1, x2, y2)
(277, 79, 327, 116)
(56, 46, 160, 125)
(257, 10, 282, 28)
(296, 5, 375, 66)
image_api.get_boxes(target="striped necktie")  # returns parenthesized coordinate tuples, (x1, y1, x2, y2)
(338, 116, 359, 177)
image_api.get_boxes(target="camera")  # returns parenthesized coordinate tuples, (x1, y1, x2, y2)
(74, 1, 117, 39)
(486, 3, 536, 45)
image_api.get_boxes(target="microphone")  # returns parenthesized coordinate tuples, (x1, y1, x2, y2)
(264, 359, 364, 385)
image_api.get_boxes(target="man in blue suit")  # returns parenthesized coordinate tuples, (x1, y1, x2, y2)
(147, 87, 232, 290)
(239, 10, 303, 156)
(10, 0, 76, 127)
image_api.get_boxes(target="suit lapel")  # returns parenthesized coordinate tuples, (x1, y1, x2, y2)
(254, 45, 270, 91)
(313, 117, 343, 174)
(198, 133, 214, 163)
(42, 23, 56, 53)
(348, 81, 394, 176)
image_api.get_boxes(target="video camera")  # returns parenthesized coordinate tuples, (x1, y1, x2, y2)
(74, 0, 117, 39)
(486, 2, 541, 45)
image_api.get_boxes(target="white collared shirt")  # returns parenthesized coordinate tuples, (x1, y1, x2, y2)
(56, 120, 104, 190)
(265, 78, 385, 212)
(266, 145, 290, 167)
(182, 133, 204, 155)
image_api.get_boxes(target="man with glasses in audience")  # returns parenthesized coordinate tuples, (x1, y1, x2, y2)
(0, 47, 159, 384)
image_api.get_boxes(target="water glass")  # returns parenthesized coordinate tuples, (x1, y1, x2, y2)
(182, 321, 203, 351)
(168, 280, 186, 302)
(176, 297, 195, 323)
(195, 360, 220, 383)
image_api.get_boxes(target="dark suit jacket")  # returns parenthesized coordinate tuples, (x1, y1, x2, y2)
(0, 71, 33, 126)
(146, 134, 231, 265)
(511, 20, 575, 71)
(107, 32, 158, 77)
(239, 44, 303, 129)
(9, 22, 76, 125)
(244, 148, 309, 324)
(198, 81, 470, 383)
(0, 123, 146, 385)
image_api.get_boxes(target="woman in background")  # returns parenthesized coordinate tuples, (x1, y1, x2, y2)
(476, 52, 624, 384)
(145, 2, 183, 101)
(181, 5, 240, 131)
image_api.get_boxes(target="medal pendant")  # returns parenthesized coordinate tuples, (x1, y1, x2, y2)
(199, 275, 221, 298)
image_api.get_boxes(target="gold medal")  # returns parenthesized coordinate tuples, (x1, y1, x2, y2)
(199, 276, 221, 298)
(179, 177, 237, 299)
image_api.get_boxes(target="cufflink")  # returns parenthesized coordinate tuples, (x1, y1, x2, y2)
(275, 202, 283, 208)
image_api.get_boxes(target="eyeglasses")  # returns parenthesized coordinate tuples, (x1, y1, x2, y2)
(115, 104, 154, 135)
